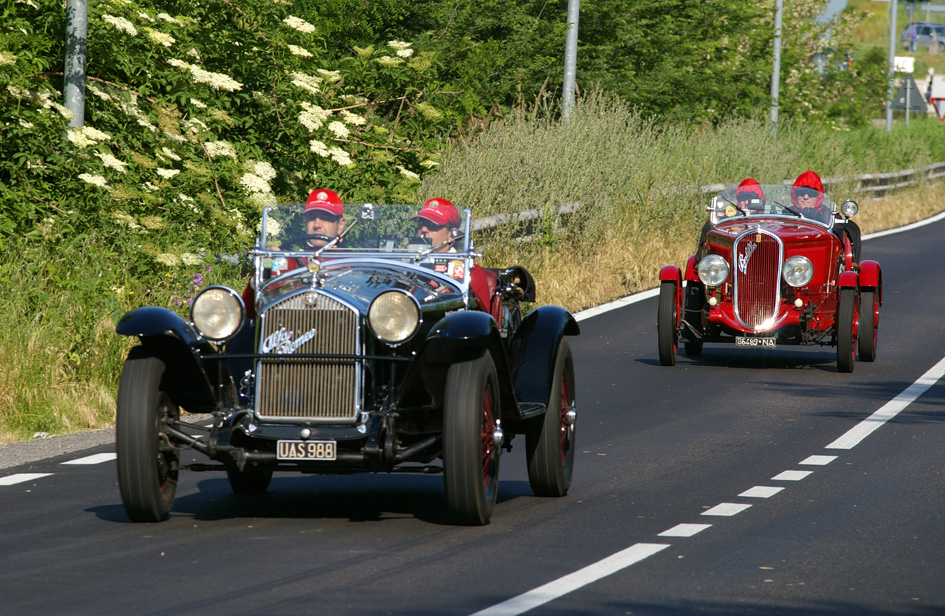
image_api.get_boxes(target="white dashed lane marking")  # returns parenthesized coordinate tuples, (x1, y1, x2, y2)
(801, 455, 837, 465)
(739, 486, 784, 498)
(60, 453, 117, 465)
(771, 470, 813, 481)
(659, 524, 712, 538)
(0, 473, 53, 486)
(702, 503, 752, 517)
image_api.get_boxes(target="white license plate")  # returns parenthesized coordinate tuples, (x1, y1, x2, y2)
(735, 336, 776, 347)
(277, 440, 336, 461)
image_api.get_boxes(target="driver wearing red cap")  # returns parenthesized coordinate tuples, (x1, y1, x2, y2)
(412, 198, 461, 252)
(303, 189, 346, 249)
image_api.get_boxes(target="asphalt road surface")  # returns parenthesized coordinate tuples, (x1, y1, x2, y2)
(2, 214, 944, 616)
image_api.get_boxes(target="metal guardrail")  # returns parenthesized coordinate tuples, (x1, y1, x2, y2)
(474, 161, 945, 233)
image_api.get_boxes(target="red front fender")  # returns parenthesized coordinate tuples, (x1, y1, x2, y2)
(837, 270, 858, 289)
(660, 265, 682, 285)
(858, 260, 882, 304)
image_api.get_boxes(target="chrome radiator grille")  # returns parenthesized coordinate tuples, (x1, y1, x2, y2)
(256, 292, 360, 422)
(733, 231, 782, 330)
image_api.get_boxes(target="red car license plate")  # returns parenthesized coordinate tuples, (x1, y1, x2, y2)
(735, 336, 776, 347)
(277, 440, 336, 461)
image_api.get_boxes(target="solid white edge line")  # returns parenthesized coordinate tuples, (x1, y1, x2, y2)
(469, 543, 671, 616)
(61, 452, 117, 465)
(861, 209, 945, 240)
(826, 355, 945, 450)
(0, 473, 53, 486)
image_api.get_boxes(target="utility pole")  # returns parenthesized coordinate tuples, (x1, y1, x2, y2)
(886, 0, 898, 132)
(770, 0, 783, 137)
(63, 0, 88, 128)
(562, 0, 580, 122)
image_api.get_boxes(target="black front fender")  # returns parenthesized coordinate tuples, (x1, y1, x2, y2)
(508, 305, 580, 408)
(116, 307, 225, 413)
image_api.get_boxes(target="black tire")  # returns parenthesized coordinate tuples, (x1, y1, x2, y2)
(837, 288, 857, 373)
(657, 281, 678, 366)
(858, 289, 878, 362)
(526, 338, 576, 497)
(226, 466, 274, 494)
(443, 353, 501, 525)
(116, 347, 179, 522)
(683, 282, 704, 356)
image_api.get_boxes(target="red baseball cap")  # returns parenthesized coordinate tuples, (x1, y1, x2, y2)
(303, 189, 343, 217)
(411, 198, 460, 227)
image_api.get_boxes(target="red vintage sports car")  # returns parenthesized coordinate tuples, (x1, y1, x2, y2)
(657, 182, 881, 372)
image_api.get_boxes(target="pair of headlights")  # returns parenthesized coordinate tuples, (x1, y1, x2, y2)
(697, 255, 814, 288)
(190, 286, 421, 346)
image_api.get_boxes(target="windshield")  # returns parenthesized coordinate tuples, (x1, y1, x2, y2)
(710, 183, 835, 227)
(257, 203, 472, 255)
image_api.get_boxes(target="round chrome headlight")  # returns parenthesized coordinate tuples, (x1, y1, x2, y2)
(782, 256, 814, 287)
(840, 199, 858, 218)
(368, 290, 421, 346)
(190, 286, 244, 342)
(697, 254, 730, 287)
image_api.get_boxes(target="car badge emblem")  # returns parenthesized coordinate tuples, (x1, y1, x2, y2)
(738, 241, 758, 274)
(304, 292, 319, 305)
(262, 326, 317, 354)
(308, 260, 320, 274)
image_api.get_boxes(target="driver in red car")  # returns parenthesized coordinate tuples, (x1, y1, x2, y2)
(242, 188, 345, 319)
(696, 177, 764, 261)
(414, 198, 502, 320)
(792, 170, 861, 261)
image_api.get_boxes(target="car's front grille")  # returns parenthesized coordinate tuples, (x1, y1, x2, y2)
(256, 292, 360, 422)
(733, 230, 782, 330)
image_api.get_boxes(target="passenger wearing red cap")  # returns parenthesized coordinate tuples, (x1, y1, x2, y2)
(303, 188, 346, 249)
(412, 198, 461, 252)
(735, 178, 765, 212)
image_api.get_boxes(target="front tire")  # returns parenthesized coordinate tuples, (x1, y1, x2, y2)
(116, 347, 180, 522)
(527, 338, 576, 497)
(858, 289, 878, 362)
(837, 288, 857, 373)
(657, 281, 679, 366)
(682, 281, 704, 356)
(443, 353, 501, 525)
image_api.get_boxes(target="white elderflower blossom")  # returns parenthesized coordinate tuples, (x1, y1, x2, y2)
(102, 14, 138, 36)
(19, 119, 33, 129)
(137, 11, 155, 22)
(396, 48, 414, 59)
(155, 253, 178, 266)
(251, 160, 276, 181)
(420, 159, 439, 169)
(168, 59, 242, 92)
(327, 121, 349, 138)
(86, 82, 112, 101)
(299, 102, 329, 131)
(95, 151, 128, 173)
(290, 71, 322, 95)
(316, 69, 341, 83)
(67, 125, 111, 147)
(329, 147, 352, 166)
(340, 110, 366, 126)
(140, 215, 164, 230)
(375, 56, 403, 67)
(387, 41, 411, 50)
(143, 182, 160, 192)
(396, 166, 420, 181)
(288, 45, 313, 57)
(283, 15, 315, 33)
(79, 173, 108, 187)
(156, 168, 180, 179)
(240, 173, 271, 193)
(145, 28, 175, 47)
(113, 211, 142, 229)
(157, 13, 181, 25)
(190, 98, 207, 108)
(181, 253, 202, 266)
(415, 102, 442, 121)
(186, 48, 200, 59)
(161, 147, 181, 161)
(204, 140, 236, 158)
(309, 139, 329, 157)
(249, 192, 278, 208)
(0, 52, 17, 66)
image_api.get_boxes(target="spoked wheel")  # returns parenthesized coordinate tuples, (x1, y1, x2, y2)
(858, 289, 878, 362)
(116, 347, 180, 522)
(226, 466, 274, 494)
(657, 281, 679, 366)
(526, 338, 576, 497)
(443, 353, 501, 525)
(836, 287, 858, 373)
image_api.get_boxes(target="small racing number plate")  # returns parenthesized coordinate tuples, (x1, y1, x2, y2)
(276, 440, 336, 461)
(735, 336, 776, 348)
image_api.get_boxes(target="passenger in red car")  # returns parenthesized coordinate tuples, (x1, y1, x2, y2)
(696, 177, 764, 261)
(792, 170, 861, 261)
(414, 198, 501, 320)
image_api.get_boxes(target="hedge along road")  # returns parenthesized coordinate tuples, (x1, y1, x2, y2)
(1, 212, 944, 615)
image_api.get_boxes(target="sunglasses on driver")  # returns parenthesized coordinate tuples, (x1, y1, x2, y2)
(796, 188, 819, 199)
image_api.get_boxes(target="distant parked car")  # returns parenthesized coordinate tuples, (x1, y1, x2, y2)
(901, 21, 945, 52)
